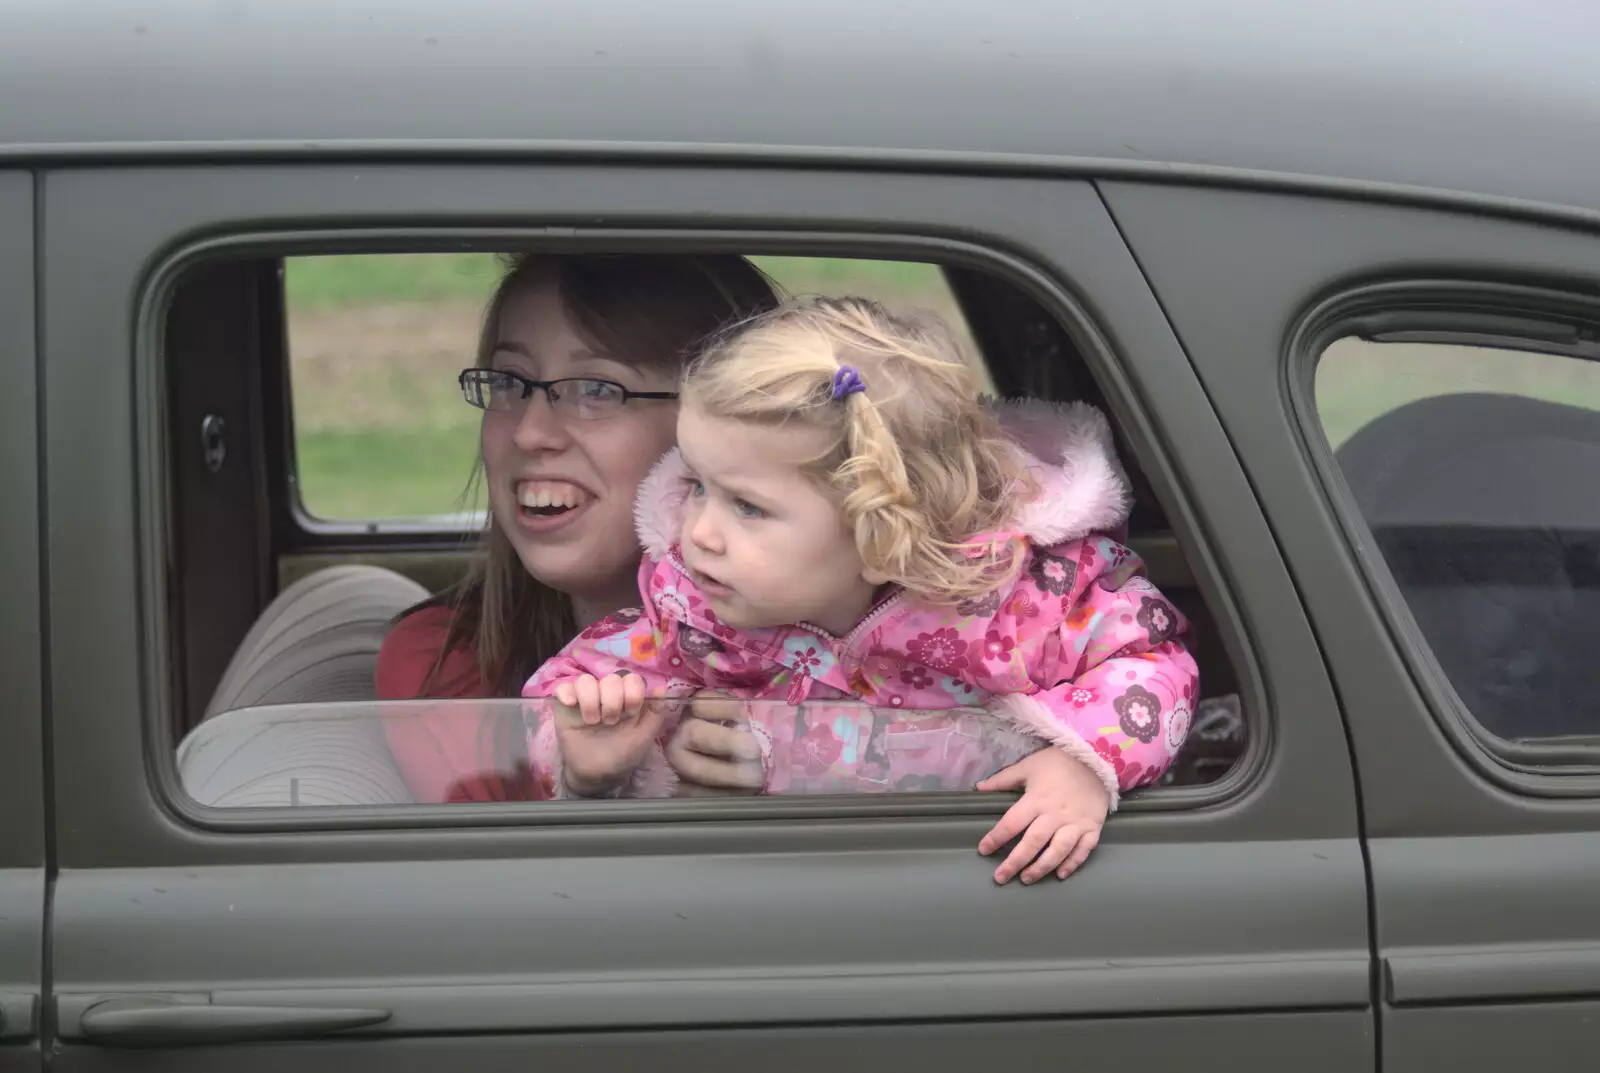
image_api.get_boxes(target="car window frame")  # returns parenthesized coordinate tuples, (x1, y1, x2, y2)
(0, 170, 45, 867)
(145, 224, 1266, 834)
(0, 167, 46, 1048)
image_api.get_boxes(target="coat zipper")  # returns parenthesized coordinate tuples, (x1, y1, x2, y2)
(795, 590, 905, 656)
(786, 592, 903, 705)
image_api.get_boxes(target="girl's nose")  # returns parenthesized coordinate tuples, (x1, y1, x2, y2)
(688, 505, 723, 555)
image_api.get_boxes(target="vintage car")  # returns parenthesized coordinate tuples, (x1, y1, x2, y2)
(2, 1, 1596, 1070)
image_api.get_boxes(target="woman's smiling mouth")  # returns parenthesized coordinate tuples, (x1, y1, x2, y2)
(514, 479, 593, 533)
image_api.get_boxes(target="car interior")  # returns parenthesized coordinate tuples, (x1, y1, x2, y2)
(1335, 388, 1600, 743)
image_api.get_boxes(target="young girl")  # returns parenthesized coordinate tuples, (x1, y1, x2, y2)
(525, 297, 1199, 883)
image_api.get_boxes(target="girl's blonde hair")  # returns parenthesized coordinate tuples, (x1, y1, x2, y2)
(683, 296, 1035, 604)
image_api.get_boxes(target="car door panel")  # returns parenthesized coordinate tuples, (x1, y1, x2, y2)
(0, 874, 41, 1070)
(1385, 1006, 1600, 1073)
(1375, 836, 1600, 1005)
(1103, 179, 1600, 1072)
(44, 164, 1371, 1069)
(57, 1013, 1373, 1073)
(51, 842, 1367, 1038)
(0, 169, 45, 1072)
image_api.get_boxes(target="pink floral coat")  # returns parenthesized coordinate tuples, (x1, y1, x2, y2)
(524, 400, 1200, 804)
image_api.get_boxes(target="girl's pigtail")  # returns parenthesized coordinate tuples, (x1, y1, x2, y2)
(837, 391, 919, 582)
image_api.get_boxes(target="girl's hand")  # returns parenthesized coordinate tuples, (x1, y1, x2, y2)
(554, 672, 645, 725)
(666, 691, 766, 796)
(550, 673, 659, 797)
(975, 748, 1111, 885)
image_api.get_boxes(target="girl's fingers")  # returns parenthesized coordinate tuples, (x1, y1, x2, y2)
(573, 675, 602, 725)
(680, 717, 763, 761)
(597, 674, 628, 724)
(993, 815, 1054, 885)
(622, 672, 647, 715)
(1021, 825, 1083, 885)
(554, 682, 577, 708)
(975, 762, 1027, 793)
(665, 718, 764, 789)
(977, 798, 1039, 858)
(687, 690, 746, 726)
(1057, 828, 1102, 880)
(668, 742, 765, 789)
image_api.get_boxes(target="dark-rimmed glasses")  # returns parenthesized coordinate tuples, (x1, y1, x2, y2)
(458, 368, 679, 420)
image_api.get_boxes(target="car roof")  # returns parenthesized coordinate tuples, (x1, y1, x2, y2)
(6, 0, 1600, 216)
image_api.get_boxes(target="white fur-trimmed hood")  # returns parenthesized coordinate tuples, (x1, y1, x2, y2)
(635, 397, 1132, 559)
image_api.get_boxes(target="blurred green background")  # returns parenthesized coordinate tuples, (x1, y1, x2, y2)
(287, 254, 971, 520)
(287, 253, 1600, 521)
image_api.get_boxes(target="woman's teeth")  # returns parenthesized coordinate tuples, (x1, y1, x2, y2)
(518, 482, 587, 512)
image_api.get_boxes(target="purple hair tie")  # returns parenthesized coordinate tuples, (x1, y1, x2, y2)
(831, 365, 866, 401)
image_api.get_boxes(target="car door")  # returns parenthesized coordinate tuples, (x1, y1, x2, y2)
(0, 169, 46, 1072)
(43, 162, 1372, 1072)
(1104, 180, 1600, 1073)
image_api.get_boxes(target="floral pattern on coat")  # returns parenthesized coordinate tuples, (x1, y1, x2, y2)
(527, 532, 1198, 805)
(525, 399, 1202, 804)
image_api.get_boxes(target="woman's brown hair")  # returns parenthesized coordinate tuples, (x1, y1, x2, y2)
(414, 253, 781, 704)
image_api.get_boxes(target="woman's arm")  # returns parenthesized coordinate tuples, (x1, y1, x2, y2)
(376, 607, 544, 803)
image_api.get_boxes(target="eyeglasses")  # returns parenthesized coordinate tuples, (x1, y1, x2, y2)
(458, 368, 679, 420)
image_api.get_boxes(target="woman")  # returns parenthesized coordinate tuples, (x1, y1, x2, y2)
(378, 252, 781, 801)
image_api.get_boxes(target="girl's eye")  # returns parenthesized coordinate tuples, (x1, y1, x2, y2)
(735, 499, 765, 519)
(685, 478, 705, 498)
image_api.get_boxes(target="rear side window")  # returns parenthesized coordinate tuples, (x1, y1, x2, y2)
(286, 253, 496, 522)
(1316, 335, 1600, 747)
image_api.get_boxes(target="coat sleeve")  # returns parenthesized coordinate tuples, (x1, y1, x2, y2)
(975, 537, 1201, 811)
(519, 563, 710, 800)
(746, 701, 1041, 796)
(522, 607, 702, 700)
(522, 556, 718, 700)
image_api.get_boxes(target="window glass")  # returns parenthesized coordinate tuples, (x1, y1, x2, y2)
(1316, 336, 1600, 744)
(179, 696, 1244, 809)
(285, 254, 986, 524)
(286, 253, 496, 523)
(179, 699, 1039, 806)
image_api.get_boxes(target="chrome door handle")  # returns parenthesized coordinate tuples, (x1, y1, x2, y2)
(78, 996, 390, 1047)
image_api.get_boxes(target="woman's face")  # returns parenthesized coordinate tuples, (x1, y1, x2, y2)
(480, 277, 680, 620)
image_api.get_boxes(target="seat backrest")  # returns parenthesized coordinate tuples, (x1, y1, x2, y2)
(1335, 391, 1600, 741)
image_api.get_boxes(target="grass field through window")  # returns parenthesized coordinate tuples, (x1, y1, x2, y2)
(287, 254, 1600, 523)
(287, 254, 971, 521)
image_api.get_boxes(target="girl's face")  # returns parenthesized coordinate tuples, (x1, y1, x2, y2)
(677, 402, 882, 637)
(480, 278, 680, 622)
